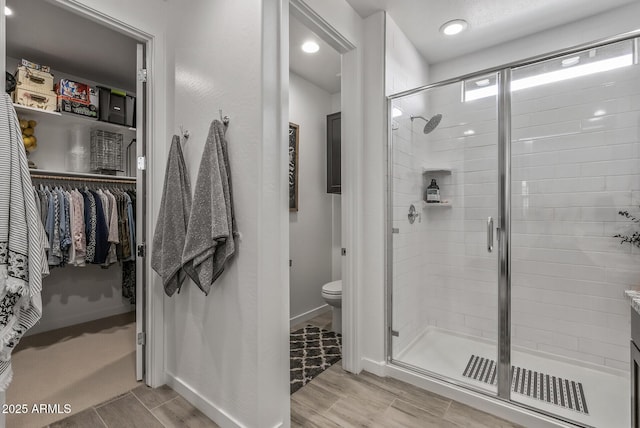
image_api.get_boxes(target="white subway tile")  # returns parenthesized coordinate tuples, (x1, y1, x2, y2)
(578, 337, 628, 362)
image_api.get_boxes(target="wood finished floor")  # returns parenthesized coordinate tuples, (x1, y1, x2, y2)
(291, 310, 522, 428)
(47, 385, 219, 428)
(47, 310, 519, 427)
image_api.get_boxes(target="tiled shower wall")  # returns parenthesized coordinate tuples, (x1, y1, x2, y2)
(510, 60, 640, 370)
(391, 103, 430, 356)
(392, 49, 640, 371)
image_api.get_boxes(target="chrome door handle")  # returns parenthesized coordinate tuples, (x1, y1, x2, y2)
(487, 216, 494, 253)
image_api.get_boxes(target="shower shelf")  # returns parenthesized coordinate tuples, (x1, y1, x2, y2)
(416, 200, 452, 208)
(422, 167, 451, 174)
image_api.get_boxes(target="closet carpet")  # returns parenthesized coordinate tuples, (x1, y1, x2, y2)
(7, 312, 140, 428)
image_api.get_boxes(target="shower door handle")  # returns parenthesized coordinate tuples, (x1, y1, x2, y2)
(487, 217, 494, 253)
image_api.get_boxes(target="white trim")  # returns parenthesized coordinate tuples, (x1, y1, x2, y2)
(166, 373, 249, 428)
(361, 357, 387, 377)
(289, 304, 330, 328)
(289, 0, 355, 53)
(287, 0, 364, 376)
(386, 364, 574, 428)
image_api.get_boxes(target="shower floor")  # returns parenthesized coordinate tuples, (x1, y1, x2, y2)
(395, 328, 629, 428)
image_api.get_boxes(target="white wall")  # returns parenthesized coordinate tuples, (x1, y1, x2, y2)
(58, 0, 290, 427)
(289, 72, 333, 321)
(358, 11, 387, 373)
(430, 2, 640, 82)
(385, 14, 430, 96)
(163, 1, 288, 426)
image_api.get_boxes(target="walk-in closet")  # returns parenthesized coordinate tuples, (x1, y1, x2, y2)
(3, 1, 147, 426)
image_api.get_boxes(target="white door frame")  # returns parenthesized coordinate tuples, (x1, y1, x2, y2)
(288, 0, 363, 373)
(51, 0, 163, 387)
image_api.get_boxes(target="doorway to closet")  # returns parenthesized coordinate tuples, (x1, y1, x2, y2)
(3, 0, 149, 426)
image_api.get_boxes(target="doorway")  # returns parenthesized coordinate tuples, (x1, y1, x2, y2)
(3, 0, 152, 425)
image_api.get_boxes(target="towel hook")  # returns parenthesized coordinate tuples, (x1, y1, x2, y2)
(219, 109, 230, 127)
(180, 125, 190, 143)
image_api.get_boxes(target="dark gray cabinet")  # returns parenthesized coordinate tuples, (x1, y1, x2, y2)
(633, 307, 640, 427)
(326, 112, 341, 194)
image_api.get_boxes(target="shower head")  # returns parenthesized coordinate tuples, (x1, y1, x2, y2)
(410, 114, 443, 134)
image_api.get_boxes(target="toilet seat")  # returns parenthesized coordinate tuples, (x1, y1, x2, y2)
(322, 280, 342, 296)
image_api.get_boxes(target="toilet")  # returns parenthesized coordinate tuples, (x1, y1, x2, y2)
(321, 280, 342, 334)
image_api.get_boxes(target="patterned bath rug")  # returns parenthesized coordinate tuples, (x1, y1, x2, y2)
(463, 355, 588, 414)
(290, 325, 342, 394)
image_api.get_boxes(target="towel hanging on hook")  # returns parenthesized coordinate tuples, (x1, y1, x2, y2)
(218, 109, 230, 128)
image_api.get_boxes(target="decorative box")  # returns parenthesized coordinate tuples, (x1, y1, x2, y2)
(15, 66, 55, 94)
(13, 88, 57, 111)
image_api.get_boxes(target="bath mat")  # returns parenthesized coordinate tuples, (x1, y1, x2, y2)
(463, 355, 588, 414)
(290, 325, 342, 394)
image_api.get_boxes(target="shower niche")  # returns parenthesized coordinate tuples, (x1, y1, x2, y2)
(421, 167, 452, 207)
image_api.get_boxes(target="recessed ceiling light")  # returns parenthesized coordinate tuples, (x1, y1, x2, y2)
(561, 56, 580, 67)
(440, 19, 468, 36)
(4, 6, 12, 16)
(475, 79, 490, 87)
(301, 41, 319, 54)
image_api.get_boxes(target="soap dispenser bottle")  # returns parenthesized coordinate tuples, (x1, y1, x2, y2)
(425, 179, 440, 203)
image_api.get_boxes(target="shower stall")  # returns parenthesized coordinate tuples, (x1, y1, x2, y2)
(387, 34, 640, 427)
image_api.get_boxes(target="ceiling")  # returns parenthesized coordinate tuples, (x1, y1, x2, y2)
(5, 0, 138, 92)
(345, 0, 638, 64)
(289, 14, 341, 94)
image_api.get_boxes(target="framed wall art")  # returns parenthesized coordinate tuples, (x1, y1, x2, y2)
(289, 122, 299, 211)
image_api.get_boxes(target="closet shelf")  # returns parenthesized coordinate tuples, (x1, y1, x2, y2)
(30, 169, 136, 183)
(14, 104, 136, 133)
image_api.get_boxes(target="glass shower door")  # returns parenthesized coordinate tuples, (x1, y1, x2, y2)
(509, 39, 638, 427)
(389, 75, 501, 394)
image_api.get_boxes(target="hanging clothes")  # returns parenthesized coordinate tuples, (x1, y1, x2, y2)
(152, 135, 192, 297)
(182, 120, 237, 295)
(0, 93, 46, 390)
(35, 179, 137, 305)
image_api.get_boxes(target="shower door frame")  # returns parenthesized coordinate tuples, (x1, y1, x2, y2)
(385, 28, 640, 427)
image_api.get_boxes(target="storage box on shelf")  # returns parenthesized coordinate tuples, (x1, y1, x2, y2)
(56, 78, 98, 118)
(12, 61, 57, 112)
(97, 86, 135, 128)
(13, 88, 57, 111)
(15, 66, 55, 94)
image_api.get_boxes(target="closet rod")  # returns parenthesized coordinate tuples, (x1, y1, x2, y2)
(30, 173, 136, 185)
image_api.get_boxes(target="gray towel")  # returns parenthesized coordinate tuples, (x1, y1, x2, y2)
(151, 135, 192, 296)
(182, 120, 237, 295)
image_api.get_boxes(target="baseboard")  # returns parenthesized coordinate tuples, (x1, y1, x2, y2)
(289, 304, 330, 328)
(26, 305, 134, 336)
(360, 358, 386, 377)
(166, 373, 247, 428)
